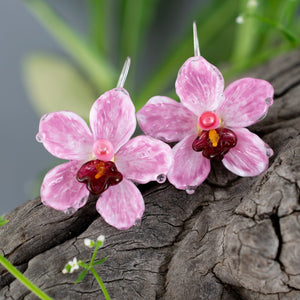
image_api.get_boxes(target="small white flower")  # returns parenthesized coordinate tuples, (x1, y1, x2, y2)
(236, 15, 244, 24)
(62, 257, 79, 274)
(247, 0, 258, 9)
(84, 238, 94, 248)
(69, 257, 79, 273)
(97, 235, 105, 243)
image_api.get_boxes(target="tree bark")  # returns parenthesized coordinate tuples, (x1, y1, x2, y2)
(0, 50, 299, 300)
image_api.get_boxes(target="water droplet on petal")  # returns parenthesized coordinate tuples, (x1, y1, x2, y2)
(186, 186, 196, 195)
(64, 207, 77, 215)
(265, 97, 273, 105)
(134, 219, 142, 227)
(79, 196, 88, 207)
(35, 133, 44, 143)
(258, 113, 267, 121)
(156, 174, 166, 183)
(265, 143, 274, 158)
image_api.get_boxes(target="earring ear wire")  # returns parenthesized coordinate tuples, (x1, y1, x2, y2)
(117, 57, 131, 88)
(193, 21, 201, 57)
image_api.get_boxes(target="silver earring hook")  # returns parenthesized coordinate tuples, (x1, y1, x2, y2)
(117, 57, 131, 88)
(193, 21, 201, 56)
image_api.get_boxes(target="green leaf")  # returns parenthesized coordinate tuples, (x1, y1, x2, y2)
(0, 215, 8, 227)
(23, 54, 97, 120)
(65, 264, 72, 273)
(75, 269, 88, 284)
(24, 0, 117, 90)
(93, 257, 108, 266)
(120, 0, 159, 60)
(244, 13, 299, 45)
(86, 0, 114, 55)
(231, 0, 260, 64)
(279, 0, 300, 28)
(119, 0, 160, 91)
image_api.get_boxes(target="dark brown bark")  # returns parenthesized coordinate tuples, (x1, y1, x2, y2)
(0, 50, 299, 299)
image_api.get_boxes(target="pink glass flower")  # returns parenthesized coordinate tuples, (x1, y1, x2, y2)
(37, 88, 173, 229)
(137, 56, 274, 193)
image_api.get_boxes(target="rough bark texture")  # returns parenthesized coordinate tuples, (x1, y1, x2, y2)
(0, 50, 299, 300)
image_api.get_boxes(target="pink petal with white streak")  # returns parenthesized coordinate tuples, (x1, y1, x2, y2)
(167, 134, 211, 191)
(115, 135, 173, 184)
(41, 161, 89, 212)
(176, 56, 225, 116)
(38, 111, 93, 160)
(137, 96, 197, 142)
(96, 179, 145, 230)
(218, 78, 274, 128)
(90, 88, 136, 153)
(222, 128, 271, 176)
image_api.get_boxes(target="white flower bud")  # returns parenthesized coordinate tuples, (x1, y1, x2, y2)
(84, 238, 94, 248)
(97, 235, 105, 243)
(247, 0, 258, 9)
(236, 15, 244, 24)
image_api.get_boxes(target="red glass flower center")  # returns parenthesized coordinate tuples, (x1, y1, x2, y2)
(192, 128, 237, 160)
(198, 111, 219, 130)
(77, 160, 123, 195)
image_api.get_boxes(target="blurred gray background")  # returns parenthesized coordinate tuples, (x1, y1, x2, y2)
(0, 0, 87, 214)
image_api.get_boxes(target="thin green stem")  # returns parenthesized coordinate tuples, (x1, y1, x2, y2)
(90, 267, 110, 300)
(0, 254, 52, 300)
(121, 0, 144, 60)
(90, 245, 100, 266)
(24, 0, 117, 91)
(231, 0, 259, 64)
(121, 0, 159, 60)
(87, 0, 113, 55)
(86, 0, 106, 52)
(245, 13, 300, 44)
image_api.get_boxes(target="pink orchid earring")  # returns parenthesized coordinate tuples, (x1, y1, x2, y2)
(137, 22, 274, 194)
(36, 57, 173, 230)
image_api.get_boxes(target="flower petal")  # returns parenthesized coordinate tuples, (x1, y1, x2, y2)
(96, 179, 145, 230)
(218, 78, 274, 128)
(222, 128, 271, 176)
(167, 134, 211, 191)
(115, 135, 174, 184)
(137, 96, 197, 142)
(90, 88, 136, 153)
(175, 56, 224, 116)
(38, 111, 93, 160)
(41, 161, 89, 212)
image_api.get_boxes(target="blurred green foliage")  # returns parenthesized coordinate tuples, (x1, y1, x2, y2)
(23, 0, 300, 115)
(0, 215, 8, 227)
(24, 54, 96, 120)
